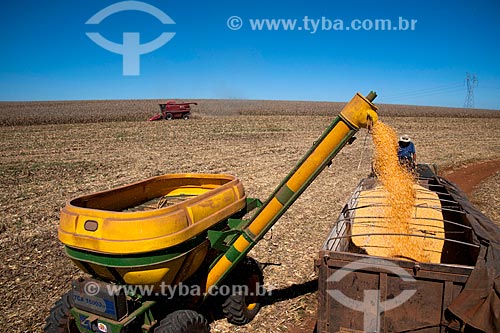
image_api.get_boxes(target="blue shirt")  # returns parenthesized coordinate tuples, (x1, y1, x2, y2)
(398, 142, 415, 159)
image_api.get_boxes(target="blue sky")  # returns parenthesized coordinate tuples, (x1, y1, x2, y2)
(1, 0, 499, 109)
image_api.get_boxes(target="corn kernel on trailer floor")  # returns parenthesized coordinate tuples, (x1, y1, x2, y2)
(317, 164, 500, 333)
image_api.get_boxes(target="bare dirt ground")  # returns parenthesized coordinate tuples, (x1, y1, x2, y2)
(443, 158, 500, 225)
(0, 100, 499, 332)
(472, 172, 500, 223)
(444, 158, 500, 196)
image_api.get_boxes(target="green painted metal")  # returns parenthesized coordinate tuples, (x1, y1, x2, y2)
(207, 229, 241, 251)
(366, 91, 377, 102)
(275, 184, 295, 205)
(224, 246, 242, 262)
(141, 307, 157, 333)
(245, 197, 263, 212)
(241, 229, 256, 243)
(65, 234, 206, 268)
(227, 218, 247, 230)
(207, 198, 263, 252)
(71, 300, 156, 333)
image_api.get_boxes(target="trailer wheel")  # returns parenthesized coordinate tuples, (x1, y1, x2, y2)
(221, 258, 264, 325)
(182, 114, 189, 120)
(154, 310, 210, 333)
(44, 291, 78, 333)
(165, 113, 173, 120)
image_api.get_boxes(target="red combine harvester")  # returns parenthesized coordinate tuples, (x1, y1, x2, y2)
(148, 100, 198, 121)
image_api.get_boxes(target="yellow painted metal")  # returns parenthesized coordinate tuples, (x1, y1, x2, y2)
(119, 241, 210, 288)
(72, 261, 115, 281)
(248, 197, 283, 236)
(207, 255, 234, 290)
(72, 239, 211, 289)
(340, 92, 379, 129)
(247, 303, 257, 311)
(58, 174, 246, 254)
(206, 92, 379, 291)
(286, 121, 351, 191)
(172, 240, 211, 285)
(123, 268, 170, 285)
(232, 236, 251, 253)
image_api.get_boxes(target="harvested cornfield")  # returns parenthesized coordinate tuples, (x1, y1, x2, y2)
(0, 100, 499, 332)
(1, 99, 499, 126)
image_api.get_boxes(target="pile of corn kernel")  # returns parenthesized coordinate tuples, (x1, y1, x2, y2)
(371, 122, 430, 262)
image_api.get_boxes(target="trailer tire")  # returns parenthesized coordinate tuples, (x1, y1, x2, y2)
(221, 258, 263, 325)
(182, 114, 189, 120)
(44, 291, 78, 333)
(154, 310, 210, 333)
(165, 113, 173, 120)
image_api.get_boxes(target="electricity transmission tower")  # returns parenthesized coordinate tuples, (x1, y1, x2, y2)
(464, 73, 478, 108)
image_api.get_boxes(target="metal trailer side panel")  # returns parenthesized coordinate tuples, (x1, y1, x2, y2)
(316, 251, 473, 333)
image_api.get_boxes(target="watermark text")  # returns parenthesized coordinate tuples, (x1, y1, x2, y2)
(227, 16, 418, 33)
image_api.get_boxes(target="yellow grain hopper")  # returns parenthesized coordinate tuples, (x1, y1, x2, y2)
(59, 174, 247, 287)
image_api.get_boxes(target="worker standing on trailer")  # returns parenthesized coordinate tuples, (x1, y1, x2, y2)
(397, 134, 416, 170)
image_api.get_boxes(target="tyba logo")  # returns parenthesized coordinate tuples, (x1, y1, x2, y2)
(327, 258, 417, 332)
(86, 1, 175, 76)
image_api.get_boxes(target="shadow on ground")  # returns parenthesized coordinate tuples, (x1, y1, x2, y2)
(261, 279, 318, 306)
(207, 278, 318, 326)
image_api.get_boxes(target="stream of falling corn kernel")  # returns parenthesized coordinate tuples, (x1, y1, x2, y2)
(371, 121, 430, 262)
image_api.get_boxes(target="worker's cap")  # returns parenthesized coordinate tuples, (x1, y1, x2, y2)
(399, 134, 411, 143)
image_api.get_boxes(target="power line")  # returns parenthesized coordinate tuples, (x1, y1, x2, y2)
(383, 83, 463, 100)
(386, 88, 463, 103)
(480, 86, 500, 90)
(382, 84, 464, 103)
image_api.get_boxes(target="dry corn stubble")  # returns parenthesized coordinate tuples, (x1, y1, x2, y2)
(371, 121, 430, 262)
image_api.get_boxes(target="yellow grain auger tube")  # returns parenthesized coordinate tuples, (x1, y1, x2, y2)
(206, 91, 378, 291)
